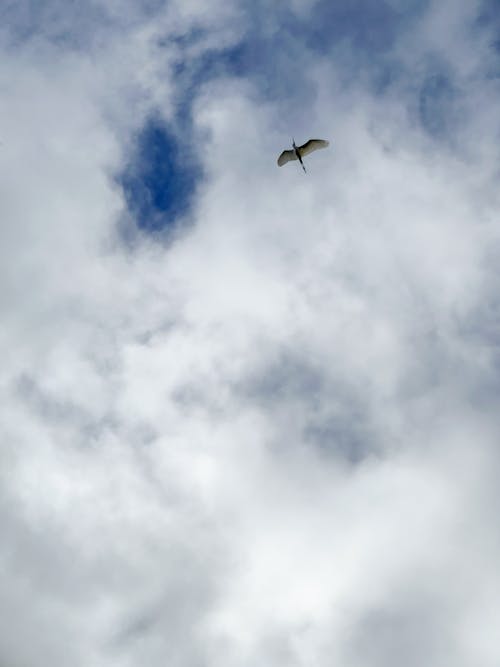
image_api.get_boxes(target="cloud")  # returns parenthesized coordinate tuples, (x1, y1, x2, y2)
(1, 1, 500, 666)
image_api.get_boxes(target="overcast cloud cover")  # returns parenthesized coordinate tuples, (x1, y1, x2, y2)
(1, 1, 500, 665)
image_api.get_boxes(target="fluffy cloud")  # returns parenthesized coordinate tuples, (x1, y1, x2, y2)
(1, 1, 500, 666)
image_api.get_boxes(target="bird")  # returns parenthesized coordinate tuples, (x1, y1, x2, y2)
(277, 138, 329, 173)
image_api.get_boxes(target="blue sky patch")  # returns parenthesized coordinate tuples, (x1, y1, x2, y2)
(119, 118, 201, 233)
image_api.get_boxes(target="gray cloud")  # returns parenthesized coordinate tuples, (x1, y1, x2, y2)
(1, 1, 500, 666)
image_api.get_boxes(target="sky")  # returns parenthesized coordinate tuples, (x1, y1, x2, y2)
(1, 1, 500, 666)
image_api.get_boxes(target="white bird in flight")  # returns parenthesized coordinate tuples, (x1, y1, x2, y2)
(277, 138, 329, 173)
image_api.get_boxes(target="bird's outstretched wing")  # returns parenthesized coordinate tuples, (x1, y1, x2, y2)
(277, 149, 298, 166)
(297, 139, 329, 157)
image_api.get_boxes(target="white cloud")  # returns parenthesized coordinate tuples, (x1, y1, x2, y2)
(1, 2, 500, 666)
